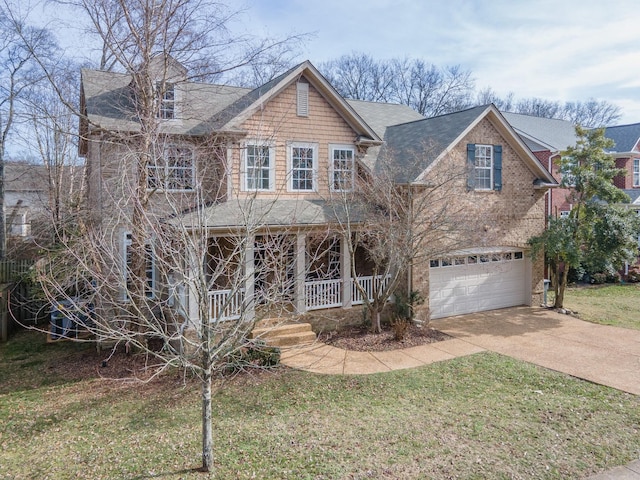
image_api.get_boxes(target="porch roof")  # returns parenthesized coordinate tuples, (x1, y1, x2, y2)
(172, 198, 359, 230)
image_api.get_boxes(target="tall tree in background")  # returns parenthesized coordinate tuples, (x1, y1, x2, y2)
(22, 65, 83, 246)
(475, 88, 621, 127)
(528, 126, 639, 308)
(320, 53, 475, 117)
(0, 0, 56, 259)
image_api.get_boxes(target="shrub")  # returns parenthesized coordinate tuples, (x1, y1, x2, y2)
(626, 267, 640, 283)
(391, 317, 410, 341)
(222, 339, 280, 374)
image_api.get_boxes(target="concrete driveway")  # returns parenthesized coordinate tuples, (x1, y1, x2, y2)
(431, 306, 640, 396)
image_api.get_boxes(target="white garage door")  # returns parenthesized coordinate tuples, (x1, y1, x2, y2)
(429, 249, 528, 319)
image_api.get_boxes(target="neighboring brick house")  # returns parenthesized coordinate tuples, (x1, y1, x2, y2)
(502, 112, 578, 218)
(604, 123, 640, 208)
(80, 59, 556, 327)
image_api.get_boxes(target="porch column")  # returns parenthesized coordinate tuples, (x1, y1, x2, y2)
(341, 234, 352, 308)
(244, 234, 255, 322)
(186, 238, 202, 326)
(294, 233, 307, 314)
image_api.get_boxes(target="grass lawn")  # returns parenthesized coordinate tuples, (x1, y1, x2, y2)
(1, 330, 639, 479)
(555, 283, 640, 330)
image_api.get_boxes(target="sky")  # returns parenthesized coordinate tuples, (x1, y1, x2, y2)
(24, 0, 640, 126)
(239, 0, 640, 125)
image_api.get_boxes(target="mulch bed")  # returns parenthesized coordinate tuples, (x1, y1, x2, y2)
(319, 324, 451, 352)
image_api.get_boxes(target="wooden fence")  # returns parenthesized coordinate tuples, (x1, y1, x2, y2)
(0, 260, 38, 342)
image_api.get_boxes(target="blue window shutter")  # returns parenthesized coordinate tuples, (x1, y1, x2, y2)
(493, 145, 502, 191)
(467, 144, 476, 191)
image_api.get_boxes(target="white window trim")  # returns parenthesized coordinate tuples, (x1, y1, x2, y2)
(474, 144, 493, 191)
(329, 144, 356, 192)
(156, 81, 181, 121)
(242, 141, 275, 192)
(123, 232, 155, 301)
(633, 158, 640, 187)
(287, 142, 318, 192)
(147, 143, 195, 192)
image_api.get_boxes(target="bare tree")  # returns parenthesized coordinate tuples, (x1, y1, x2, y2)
(562, 98, 622, 127)
(319, 53, 475, 117)
(474, 90, 621, 127)
(328, 142, 484, 333)
(17, 65, 84, 248)
(475, 87, 515, 112)
(18, 0, 311, 473)
(0, 0, 57, 259)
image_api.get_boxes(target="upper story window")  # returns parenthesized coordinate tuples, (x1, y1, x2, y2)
(289, 142, 317, 191)
(466, 143, 502, 192)
(634, 158, 640, 187)
(474, 145, 493, 190)
(330, 145, 355, 192)
(244, 142, 274, 191)
(157, 82, 176, 119)
(148, 144, 194, 191)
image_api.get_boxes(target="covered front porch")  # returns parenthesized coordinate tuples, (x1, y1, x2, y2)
(206, 232, 390, 322)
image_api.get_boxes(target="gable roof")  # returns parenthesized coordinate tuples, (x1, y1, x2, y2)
(502, 112, 578, 153)
(375, 104, 558, 185)
(81, 60, 382, 145)
(604, 123, 640, 153)
(211, 61, 381, 144)
(346, 99, 425, 139)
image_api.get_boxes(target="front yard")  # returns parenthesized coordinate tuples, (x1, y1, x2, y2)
(1, 328, 639, 479)
(555, 283, 640, 330)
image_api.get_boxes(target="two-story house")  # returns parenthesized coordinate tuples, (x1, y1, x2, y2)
(502, 112, 578, 218)
(605, 123, 640, 208)
(79, 58, 556, 332)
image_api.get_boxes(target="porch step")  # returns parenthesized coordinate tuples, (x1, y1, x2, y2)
(251, 322, 316, 348)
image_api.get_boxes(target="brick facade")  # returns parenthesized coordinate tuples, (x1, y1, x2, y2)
(410, 117, 547, 322)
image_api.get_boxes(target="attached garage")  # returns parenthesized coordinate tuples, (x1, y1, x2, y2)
(429, 248, 530, 319)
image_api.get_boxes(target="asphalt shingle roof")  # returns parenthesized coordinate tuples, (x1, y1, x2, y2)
(81, 68, 251, 135)
(379, 105, 490, 183)
(174, 198, 358, 230)
(502, 112, 577, 152)
(604, 123, 640, 153)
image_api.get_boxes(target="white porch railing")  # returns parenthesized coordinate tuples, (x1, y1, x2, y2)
(209, 274, 391, 316)
(352, 274, 391, 305)
(304, 278, 343, 310)
(209, 288, 245, 321)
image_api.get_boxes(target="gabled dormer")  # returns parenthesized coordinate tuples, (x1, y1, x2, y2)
(148, 55, 188, 121)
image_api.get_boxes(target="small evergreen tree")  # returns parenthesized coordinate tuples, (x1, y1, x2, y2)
(529, 126, 640, 308)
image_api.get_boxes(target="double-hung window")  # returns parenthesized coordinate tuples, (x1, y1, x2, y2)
(244, 143, 274, 191)
(330, 145, 355, 192)
(157, 82, 176, 120)
(474, 144, 493, 190)
(124, 233, 155, 299)
(289, 142, 317, 191)
(147, 144, 194, 191)
(466, 143, 502, 191)
(634, 158, 640, 187)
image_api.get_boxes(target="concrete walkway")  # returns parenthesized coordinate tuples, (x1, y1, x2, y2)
(282, 306, 640, 395)
(280, 306, 640, 479)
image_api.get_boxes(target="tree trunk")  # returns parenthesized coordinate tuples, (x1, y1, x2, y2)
(201, 365, 213, 472)
(554, 266, 569, 309)
(372, 308, 382, 333)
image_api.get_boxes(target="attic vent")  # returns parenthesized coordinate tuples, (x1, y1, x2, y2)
(297, 80, 309, 117)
